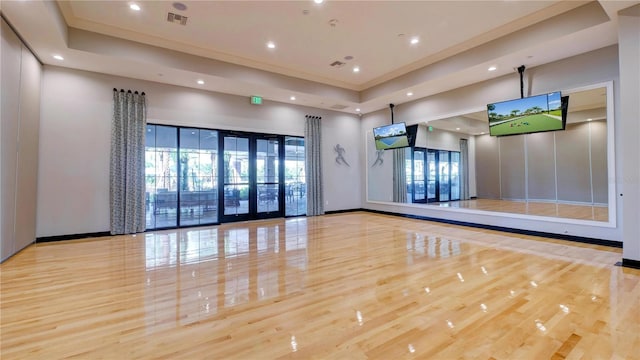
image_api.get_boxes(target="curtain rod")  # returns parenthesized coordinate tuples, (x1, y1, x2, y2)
(113, 88, 145, 96)
(305, 115, 321, 119)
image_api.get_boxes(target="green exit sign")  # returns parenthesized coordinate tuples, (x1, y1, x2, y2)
(250, 96, 263, 105)
(428, 126, 434, 132)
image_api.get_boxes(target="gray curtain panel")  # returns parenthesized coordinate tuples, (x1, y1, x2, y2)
(110, 89, 147, 234)
(305, 115, 324, 216)
(393, 148, 407, 203)
(460, 138, 470, 200)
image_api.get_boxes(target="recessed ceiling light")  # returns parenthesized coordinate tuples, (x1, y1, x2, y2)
(172, 2, 187, 11)
(267, 41, 276, 49)
(130, 3, 141, 11)
(407, 92, 413, 97)
(456, 127, 461, 131)
(197, 79, 204, 85)
(353, 66, 360, 73)
(488, 66, 497, 71)
(480, 132, 485, 135)
(290, 96, 296, 101)
(53, 55, 64, 61)
(410, 37, 420, 45)
(314, 0, 324, 3)
(587, 118, 593, 121)
(355, 108, 361, 112)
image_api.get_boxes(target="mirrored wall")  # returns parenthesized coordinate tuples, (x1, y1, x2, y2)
(367, 82, 615, 225)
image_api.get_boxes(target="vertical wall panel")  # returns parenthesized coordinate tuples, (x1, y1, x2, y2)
(1, 19, 22, 261)
(556, 123, 591, 202)
(526, 132, 557, 200)
(474, 134, 500, 199)
(499, 136, 526, 200)
(1, 19, 42, 262)
(590, 120, 608, 204)
(14, 46, 42, 251)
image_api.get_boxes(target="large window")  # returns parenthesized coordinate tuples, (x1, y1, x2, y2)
(145, 124, 304, 230)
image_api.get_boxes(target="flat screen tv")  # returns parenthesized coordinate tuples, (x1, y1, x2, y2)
(406, 124, 418, 147)
(373, 122, 410, 150)
(487, 92, 568, 137)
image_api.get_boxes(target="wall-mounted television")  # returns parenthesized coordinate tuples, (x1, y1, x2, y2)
(373, 122, 410, 150)
(406, 124, 418, 147)
(487, 92, 568, 137)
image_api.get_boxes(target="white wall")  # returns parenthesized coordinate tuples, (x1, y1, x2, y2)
(37, 66, 361, 237)
(365, 127, 393, 203)
(361, 45, 623, 242)
(618, 5, 640, 262)
(322, 114, 362, 211)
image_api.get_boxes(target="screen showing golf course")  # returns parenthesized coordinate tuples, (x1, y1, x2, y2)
(373, 122, 410, 150)
(487, 92, 564, 136)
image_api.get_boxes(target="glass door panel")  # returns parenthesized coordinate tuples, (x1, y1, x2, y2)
(405, 149, 413, 202)
(413, 149, 426, 202)
(200, 130, 219, 222)
(450, 152, 460, 201)
(284, 137, 306, 216)
(223, 136, 250, 217)
(256, 138, 280, 214)
(145, 125, 178, 229)
(426, 150, 437, 202)
(438, 150, 450, 202)
(179, 128, 218, 226)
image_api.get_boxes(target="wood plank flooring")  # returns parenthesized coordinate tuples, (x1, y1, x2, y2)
(1, 212, 638, 359)
(433, 199, 609, 222)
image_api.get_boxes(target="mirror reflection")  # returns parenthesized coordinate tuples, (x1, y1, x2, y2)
(367, 85, 610, 222)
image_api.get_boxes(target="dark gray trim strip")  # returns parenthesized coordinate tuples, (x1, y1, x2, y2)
(324, 208, 364, 215)
(622, 258, 640, 269)
(36, 232, 111, 243)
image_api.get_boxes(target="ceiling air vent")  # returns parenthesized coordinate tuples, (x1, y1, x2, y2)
(167, 12, 188, 25)
(330, 104, 349, 110)
(330, 60, 346, 68)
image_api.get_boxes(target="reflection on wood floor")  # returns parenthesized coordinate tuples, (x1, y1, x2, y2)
(1, 212, 637, 359)
(434, 198, 609, 222)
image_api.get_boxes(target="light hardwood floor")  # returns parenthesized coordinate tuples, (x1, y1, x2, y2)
(1, 212, 638, 359)
(433, 199, 609, 222)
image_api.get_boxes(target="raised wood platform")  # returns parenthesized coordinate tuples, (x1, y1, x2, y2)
(1, 212, 637, 359)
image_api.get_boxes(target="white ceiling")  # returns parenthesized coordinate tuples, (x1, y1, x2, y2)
(1, 0, 637, 115)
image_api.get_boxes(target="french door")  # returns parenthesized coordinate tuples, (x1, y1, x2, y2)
(219, 133, 284, 222)
(145, 125, 304, 230)
(410, 148, 460, 203)
(145, 126, 219, 229)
